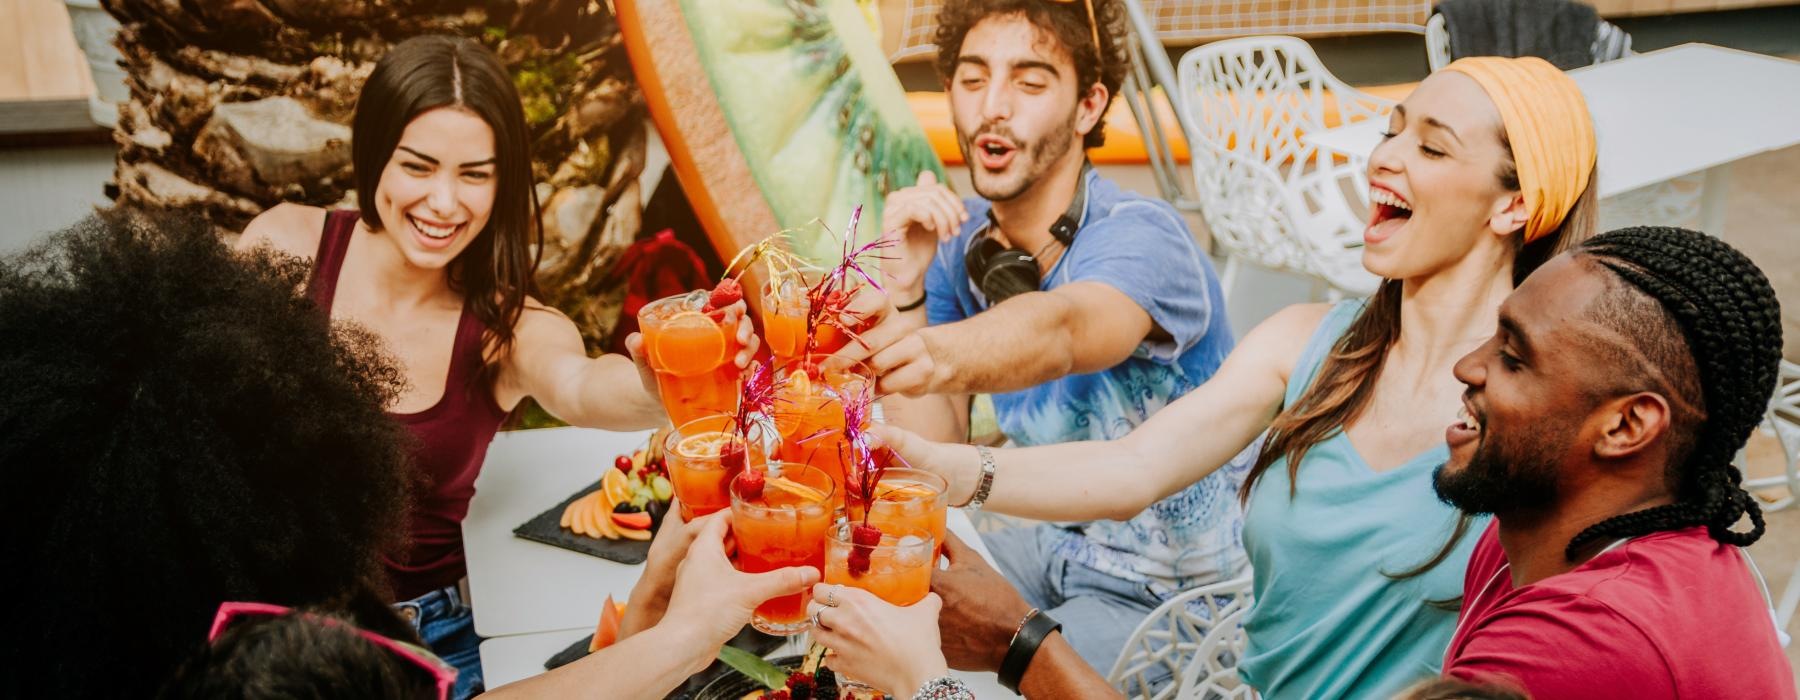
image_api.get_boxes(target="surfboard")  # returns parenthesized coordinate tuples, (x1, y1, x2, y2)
(617, 0, 945, 279)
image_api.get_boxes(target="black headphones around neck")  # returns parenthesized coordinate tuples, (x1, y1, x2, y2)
(964, 163, 1092, 306)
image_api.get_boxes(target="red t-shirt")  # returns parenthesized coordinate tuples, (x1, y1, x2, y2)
(1445, 522, 1793, 699)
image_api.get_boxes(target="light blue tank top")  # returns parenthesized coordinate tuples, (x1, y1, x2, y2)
(1238, 301, 1485, 700)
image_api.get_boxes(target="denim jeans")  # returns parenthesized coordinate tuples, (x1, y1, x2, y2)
(982, 525, 1171, 689)
(396, 585, 483, 700)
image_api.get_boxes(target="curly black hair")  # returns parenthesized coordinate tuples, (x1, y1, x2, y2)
(0, 211, 416, 698)
(160, 609, 438, 700)
(1563, 226, 1784, 559)
(933, 0, 1129, 149)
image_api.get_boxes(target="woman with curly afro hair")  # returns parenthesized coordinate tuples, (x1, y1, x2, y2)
(0, 211, 415, 698)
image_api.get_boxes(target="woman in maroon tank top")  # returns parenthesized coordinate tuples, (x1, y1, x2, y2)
(235, 37, 755, 698)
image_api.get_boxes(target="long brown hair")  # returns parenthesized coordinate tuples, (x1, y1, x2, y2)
(1239, 151, 1598, 571)
(352, 35, 542, 378)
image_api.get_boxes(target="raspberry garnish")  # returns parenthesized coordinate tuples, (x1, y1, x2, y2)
(720, 441, 746, 473)
(709, 277, 744, 308)
(848, 523, 881, 577)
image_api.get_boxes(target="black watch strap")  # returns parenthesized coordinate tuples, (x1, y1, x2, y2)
(997, 609, 1061, 694)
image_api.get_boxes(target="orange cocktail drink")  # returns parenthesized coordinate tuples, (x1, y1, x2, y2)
(772, 355, 872, 510)
(760, 271, 864, 366)
(824, 524, 934, 605)
(639, 291, 742, 428)
(846, 468, 948, 560)
(730, 462, 835, 636)
(664, 415, 766, 521)
(824, 523, 936, 694)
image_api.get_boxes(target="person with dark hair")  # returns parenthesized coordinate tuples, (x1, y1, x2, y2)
(874, 56, 1602, 698)
(161, 606, 447, 700)
(1435, 226, 1793, 697)
(236, 35, 756, 695)
(0, 210, 415, 699)
(162, 511, 818, 700)
(848, 0, 1239, 679)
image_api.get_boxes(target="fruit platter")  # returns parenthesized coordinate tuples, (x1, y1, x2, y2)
(510, 428, 676, 564)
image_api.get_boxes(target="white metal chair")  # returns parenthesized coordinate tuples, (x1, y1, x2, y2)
(1175, 36, 1389, 300)
(1108, 573, 1256, 699)
(1738, 360, 1800, 629)
(1174, 606, 1257, 700)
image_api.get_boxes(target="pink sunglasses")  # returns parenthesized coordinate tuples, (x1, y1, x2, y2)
(208, 601, 457, 699)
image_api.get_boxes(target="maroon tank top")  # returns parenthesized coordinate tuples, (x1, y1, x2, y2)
(308, 210, 509, 602)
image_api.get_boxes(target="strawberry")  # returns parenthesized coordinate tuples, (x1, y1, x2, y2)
(720, 441, 746, 473)
(709, 277, 744, 308)
(613, 455, 632, 474)
(735, 468, 765, 501)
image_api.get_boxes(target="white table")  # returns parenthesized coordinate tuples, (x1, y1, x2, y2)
(463, 426, 657, 638)
(1304, 44, 1800, 235)
(464, 426, 1018, 696)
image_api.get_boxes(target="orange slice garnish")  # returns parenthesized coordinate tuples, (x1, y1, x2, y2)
(676, 432, 735, 460)
(651, 311, 727, 378)
(879, 481, 939, 500)
(765, 476, 829, 503)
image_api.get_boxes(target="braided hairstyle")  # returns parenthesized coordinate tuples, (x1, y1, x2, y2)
(1564, 226, 1783, 560)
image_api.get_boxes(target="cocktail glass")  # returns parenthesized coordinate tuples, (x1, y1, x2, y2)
(845, 467, 948, 562)
(664, 414, 767, 521)
(822, 523, 936, 695)
(639, 290, 743, 428)
(730, 462, 836, 636)
(772, 355, 873, 511)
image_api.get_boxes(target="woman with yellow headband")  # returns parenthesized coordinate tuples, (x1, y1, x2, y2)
(875, 55, 1597, 698)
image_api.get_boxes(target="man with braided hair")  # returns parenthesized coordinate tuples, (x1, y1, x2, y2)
(1433, 225, 1793, 698)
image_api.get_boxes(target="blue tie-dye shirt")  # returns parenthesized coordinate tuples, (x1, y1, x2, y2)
(925, 169, 1250, 592)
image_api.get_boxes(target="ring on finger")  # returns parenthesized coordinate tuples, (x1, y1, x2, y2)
(824, 585, 840, 608)
(810, 607, 832, 632)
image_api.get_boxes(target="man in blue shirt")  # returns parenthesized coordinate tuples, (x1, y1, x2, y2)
(854, 0, 1246, 677)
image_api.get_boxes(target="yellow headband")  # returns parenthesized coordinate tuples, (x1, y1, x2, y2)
(1442, 56, 1597, 243)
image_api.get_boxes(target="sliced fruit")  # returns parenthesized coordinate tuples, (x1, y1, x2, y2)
(677, 431, 736, 459)
(589, 594, 622, 652)
(611, 511, 653, 530)
(650, 312, 728, 377)
(878, 482, 937, 500)
(618, 526, 652, 541)
(602, 469, 633, 507)
(765, 476, 827, 502)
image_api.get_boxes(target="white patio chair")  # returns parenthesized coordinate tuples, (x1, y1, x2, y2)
(1176, 36, 1389, 300)
(1738, 360, 1800, 630)
(1173, 606, 1257, 700)
(1107, 573, 1255, 699)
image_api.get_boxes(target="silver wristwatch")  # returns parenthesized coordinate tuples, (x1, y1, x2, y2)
(962, 445, 997, 511)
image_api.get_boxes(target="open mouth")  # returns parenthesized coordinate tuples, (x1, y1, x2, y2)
(1365, 185, 1413, 244)
(971, 135, 1017, 170)
(1447, 397, 1483, 448)
(407, 214, 464, 246)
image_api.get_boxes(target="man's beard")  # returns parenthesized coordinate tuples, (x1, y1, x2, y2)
(963, 107, 1078, 202)
(1433, 427, 1564, 516)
